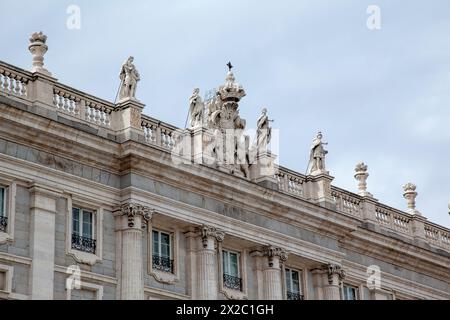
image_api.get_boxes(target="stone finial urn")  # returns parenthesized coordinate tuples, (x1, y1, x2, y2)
(28, 31, 51, 75)
(403, 183, 421, 215)
(354, 162, 372, 197)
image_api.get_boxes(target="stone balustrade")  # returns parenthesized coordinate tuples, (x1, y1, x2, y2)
(0, 62, 32, 99)
(141, 115, 179, 151)
(53, 83, 114, 128)
(424, 223, 450, 247)
(274, 167, 305, 198)
(331, 187, 363, 217)
(374, 205, 412, 235)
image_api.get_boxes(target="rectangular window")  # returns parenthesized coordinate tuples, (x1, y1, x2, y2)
(285, 268, 303, 300)
(0, 271, 5, 291)
(342, 284, 358, 300)
(152, 230, 173, 273)
(0, 187, 7, 233)
(0, 187, 6, 217)
(71, 207, 96, 254)
(222, 250, 242, 291)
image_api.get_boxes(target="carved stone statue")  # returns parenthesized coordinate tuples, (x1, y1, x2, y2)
(307, 132, 328, 174)
(188, 88, 204, 128)
(118, 56, 140, 101)
(256, 108, 273, 152)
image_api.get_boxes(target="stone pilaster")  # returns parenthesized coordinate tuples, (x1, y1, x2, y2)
(311, 263, 345, 300)
(262, 246, 288, 300)
(192, 126, 216, 166)
(361, 196, 379, 224)
(115, 203, 152, 300)
(305, 173, 335, 209)
(195, 225, 225, 300)
(28, 185, 60, 300)
(249, 151, 278, 190)
(112, 98, 145, 142)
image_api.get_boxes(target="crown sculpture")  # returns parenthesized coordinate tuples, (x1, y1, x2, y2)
(187, 63, 251, 178)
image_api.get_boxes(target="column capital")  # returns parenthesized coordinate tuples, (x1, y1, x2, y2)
(117, 202, 153, 229)
(326, 263, 346, 285)
(263, 245, 288, 267)
(195, 225, 225, 248)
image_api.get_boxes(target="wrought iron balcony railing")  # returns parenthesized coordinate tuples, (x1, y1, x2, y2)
(0, 216, 7, 232)
(71, 234, 96, 254)
(223, 273, 242, 291)
(152, 254, 174, 273)
(286, 291, 304, 300)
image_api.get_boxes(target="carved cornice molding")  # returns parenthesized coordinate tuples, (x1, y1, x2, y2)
(195, 225, 225, 248)
(120, 203, 153, 228)
(263, 245, 288, 267)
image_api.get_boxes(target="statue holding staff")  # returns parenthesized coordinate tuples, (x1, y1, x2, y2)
(307, 131, 328, 174)
(118, 56, 140, 101)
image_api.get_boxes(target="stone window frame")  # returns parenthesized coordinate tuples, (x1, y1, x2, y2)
(65, 195, 103, 266)
(66, 280, 104, 300)
(368, 287, 395, 300)
(147, 220, 180, 284)
(0, 263, 13, 294)
(0, 177, 16, 244)
(341, 282, 362, 300)
(281, 265, 307, 300)
(218, 243, 248, 300)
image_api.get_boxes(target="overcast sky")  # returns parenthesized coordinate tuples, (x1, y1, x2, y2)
(1, 0, 449, 227)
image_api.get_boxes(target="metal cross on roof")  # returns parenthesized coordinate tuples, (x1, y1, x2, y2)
(227, 61, 233, 71)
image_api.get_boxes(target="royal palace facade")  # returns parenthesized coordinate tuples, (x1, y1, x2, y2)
(0, 32, 449, 300)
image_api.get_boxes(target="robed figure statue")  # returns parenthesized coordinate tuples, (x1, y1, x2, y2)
(256, 108, 273, 152)
(118, 56, 140, 101)
(188, 88, 204, 128)
(307, 132, 328, 174)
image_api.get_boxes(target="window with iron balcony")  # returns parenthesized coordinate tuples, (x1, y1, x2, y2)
(71, 207, 96, 254)
(0, 186, 7, 233)
(285, 268, 304, 300)
(152, 230, 174, 273)
(222, 250, 242, 291)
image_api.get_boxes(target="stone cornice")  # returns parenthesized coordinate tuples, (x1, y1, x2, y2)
(340, 229, 450, 282)
(342, 260, 450, 300)
(0, 103, 122, 172)
(125, 186, 345, 264)
(118, 143, 359, 236)
(0, 153, 120, 210)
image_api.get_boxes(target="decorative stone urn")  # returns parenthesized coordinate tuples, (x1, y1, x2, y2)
(403, 183, 421, 215)
(28, 32, 51, 75)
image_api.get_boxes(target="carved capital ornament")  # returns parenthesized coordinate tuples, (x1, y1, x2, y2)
(327, 263, 346, 285)
(120, 203, 153, 229)
(263, 245, 288, 267)
(196, 225, 225, 248)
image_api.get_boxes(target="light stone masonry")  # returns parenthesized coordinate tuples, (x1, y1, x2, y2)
(0, 33, 448, 300)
